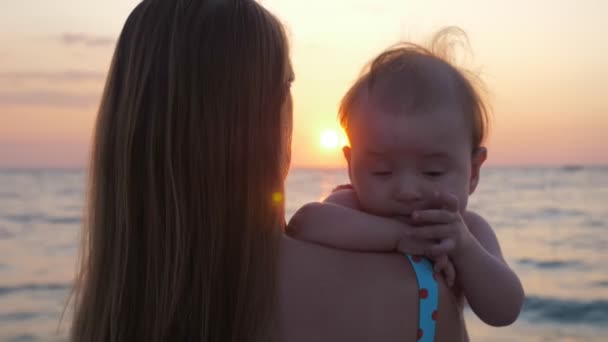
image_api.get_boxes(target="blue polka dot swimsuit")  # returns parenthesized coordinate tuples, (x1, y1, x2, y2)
(406, 254, 439, 341)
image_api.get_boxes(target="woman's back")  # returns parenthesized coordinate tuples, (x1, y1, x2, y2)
(279, 235, 467, 342)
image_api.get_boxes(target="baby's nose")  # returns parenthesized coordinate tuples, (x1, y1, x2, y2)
(393, 177, 423, 203)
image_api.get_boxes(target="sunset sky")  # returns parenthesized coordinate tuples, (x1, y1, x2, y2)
(1, 0, 607, 168)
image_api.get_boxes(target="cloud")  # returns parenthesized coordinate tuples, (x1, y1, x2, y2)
(0, 70, 106, 83)
(0, 90, 101, 109)
(0, 70, 106, 108)
(58, 33, 115, 47)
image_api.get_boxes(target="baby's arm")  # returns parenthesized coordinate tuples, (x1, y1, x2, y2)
(288, 188, 436, 253)
(288, 198, 423, 253)
(457, 212, 525, 326)
(288, 188, 456, 286)
(409, 202, 524, 326)
(323, 186, 361, 208)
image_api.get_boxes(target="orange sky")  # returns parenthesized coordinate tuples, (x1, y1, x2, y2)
(1, 0, 607, 168)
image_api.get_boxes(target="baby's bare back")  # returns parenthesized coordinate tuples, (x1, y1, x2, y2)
(279, 235, 467, 342)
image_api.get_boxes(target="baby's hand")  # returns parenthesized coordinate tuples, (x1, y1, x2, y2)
(433, 254, 456, 287)
(396, 238, 456, 287)
(408, 191, 476, 261)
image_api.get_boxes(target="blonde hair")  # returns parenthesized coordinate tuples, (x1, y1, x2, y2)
(69, 0, 290, 341)
(339, 27, 489, 149)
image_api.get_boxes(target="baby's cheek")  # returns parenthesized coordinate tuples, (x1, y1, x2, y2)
(458, 195, 469, 213)
(359, 187, 391, 215)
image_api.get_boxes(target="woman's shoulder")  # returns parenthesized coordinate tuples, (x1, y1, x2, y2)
(278, 235, 467, 342)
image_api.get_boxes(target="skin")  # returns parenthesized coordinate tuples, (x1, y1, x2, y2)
(278, 235, 469, 342)
(288, 72, 524, 327)
(279, 62, 472, 341)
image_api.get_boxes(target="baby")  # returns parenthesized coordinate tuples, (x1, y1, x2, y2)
(288, 30, 524, 336)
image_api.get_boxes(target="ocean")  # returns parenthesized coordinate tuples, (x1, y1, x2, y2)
(0, 167, 607, 341)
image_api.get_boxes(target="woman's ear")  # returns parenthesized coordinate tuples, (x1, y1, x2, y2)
(469, 147, 487, 194)
(342, 146, 352, 164)
(343, 146, 353, 181)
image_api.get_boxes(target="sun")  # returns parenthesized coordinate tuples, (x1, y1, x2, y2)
(320, 130, 339, 149)
(320, 129, 349, 150)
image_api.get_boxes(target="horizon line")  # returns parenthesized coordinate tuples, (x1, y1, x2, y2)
(0, 163, 607, 172)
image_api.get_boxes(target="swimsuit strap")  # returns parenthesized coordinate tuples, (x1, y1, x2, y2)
(406, 254, 438, 342)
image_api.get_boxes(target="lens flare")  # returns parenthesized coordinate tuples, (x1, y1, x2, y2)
(272, 192, 283, 203)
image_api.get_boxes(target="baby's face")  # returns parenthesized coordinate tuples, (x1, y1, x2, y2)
(345, 93, 485, 222)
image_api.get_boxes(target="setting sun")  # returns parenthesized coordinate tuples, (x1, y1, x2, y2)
(319, 130, 349, 150)
(320, 130, 339, 149)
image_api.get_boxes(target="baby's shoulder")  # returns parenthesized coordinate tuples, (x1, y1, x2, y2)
(463, 210, 493, 234)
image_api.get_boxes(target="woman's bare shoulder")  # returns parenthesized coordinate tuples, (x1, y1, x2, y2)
(278, 234, 466, 342)
(279, 234, 413, 283)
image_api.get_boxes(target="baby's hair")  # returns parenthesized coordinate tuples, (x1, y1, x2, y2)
(339, 27, 490, 149)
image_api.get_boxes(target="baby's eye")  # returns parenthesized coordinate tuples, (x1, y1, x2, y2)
(423, 171, 444, 177)
(373, 171, 392, 177)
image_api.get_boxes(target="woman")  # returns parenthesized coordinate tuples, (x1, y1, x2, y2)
(70, 0, 466, 341)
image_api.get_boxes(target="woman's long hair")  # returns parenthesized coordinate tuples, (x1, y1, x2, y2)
(69, 0, 290, 341)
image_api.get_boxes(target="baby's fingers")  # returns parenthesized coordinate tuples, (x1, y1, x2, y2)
(413, 209, 458, 225)
(396, 237, 434, 256)
(432, 191, 460, 212)
(443, 260, 456, 287)
(433, 255, 449, 273)
(409, 225, 454, 241)
(429, 238, 456, 258)
(433, 255, 456, 287)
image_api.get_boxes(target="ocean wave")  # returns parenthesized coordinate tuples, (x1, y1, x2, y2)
(0, 191, 18, 199)
(517, 258, 584, 269)
(561, 165, 584, 172)
(0, 312, 39, 322)
(0, 226, 15, 239)
(507, 208, 590, 224)
(523, 295, 608, 325)
(1, 214, 80, 225)
(2, 214, 46, 223)
(0, 283, 71, 296)
(47, 216, 80, 225)
(6, 334, 40, 342)
(584, 219, 606, 228)
(593, 280, 608, 288)
(539, 207, 587, 218)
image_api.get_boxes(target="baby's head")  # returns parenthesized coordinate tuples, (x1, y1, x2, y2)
(340, 31, 489, 220)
